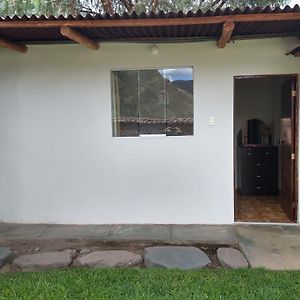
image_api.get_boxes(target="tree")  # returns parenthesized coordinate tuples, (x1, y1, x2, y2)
(0, 0, 291, 17)
(0, 0, 79, 16)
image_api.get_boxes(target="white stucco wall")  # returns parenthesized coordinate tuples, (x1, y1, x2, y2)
(0, 37, 299, 224)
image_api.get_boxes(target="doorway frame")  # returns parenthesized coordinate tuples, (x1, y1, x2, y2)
(233, 73, 299, 224)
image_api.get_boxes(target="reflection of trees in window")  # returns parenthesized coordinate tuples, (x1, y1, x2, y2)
(112, 68, 193, 137)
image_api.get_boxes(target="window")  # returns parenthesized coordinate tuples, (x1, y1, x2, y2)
(111, 67, 193, 137)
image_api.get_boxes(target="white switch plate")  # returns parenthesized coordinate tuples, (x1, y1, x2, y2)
(208, 116, 215, 126)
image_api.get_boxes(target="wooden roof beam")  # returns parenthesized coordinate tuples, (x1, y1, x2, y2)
(217, 21, 235, 48)
(60, 26, 99, 50)
(288, 51, 300, 57)
(0, 38, 27, 53)
(287, 46, 300, 57)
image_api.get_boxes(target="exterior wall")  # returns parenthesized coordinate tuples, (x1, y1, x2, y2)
(0, 37, 299, 224)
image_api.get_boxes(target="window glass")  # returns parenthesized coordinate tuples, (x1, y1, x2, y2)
(112, 67, 193, 137)
(163, 68, 194, 136)
(139, 69, 166, 135)
(112, 70, 139, 137)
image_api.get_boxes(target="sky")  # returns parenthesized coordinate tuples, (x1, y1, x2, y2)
(158, 68, 193, 82)
(290, 0, 300, 6)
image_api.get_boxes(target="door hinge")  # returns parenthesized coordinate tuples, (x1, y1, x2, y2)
(291, 153, 296, 160)
(292, 90, 297, 97)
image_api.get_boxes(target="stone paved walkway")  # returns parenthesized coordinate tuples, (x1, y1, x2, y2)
(1, 223, 300, 270)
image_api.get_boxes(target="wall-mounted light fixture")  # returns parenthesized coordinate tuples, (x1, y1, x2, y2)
(150, 44, 159, 55)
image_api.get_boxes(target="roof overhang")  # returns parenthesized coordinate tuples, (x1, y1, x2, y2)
(0, 5, 300, 53)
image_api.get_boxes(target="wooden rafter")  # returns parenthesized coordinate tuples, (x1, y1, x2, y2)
(217, 21, 235, 48)
(287, 46, 300, 57)
(1, 12, 300, 29)
(60, 26, 99, 50)
(289, 51, 300, 57)
(0, 38, 27, 53)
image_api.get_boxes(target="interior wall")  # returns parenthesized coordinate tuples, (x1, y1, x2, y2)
(234, 78, 276, 144)
(0, 37, 299, 224)
(234, 77, 289, 145)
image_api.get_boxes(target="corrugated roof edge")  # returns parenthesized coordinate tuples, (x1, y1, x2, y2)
(1, 5, 300, 21)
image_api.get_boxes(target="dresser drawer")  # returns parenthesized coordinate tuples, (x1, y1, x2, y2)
(237, 146, 278, 196)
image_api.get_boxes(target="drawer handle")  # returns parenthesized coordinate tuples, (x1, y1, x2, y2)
(266, 152, 270, 155)
(256, 163, 261, 166)
(257, 175, 261, 178)
(256, 186, 262, 189)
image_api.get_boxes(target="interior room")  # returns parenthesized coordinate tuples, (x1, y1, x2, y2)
(234, 75, 297, 223)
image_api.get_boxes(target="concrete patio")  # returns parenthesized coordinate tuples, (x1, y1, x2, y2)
(0, 223, 300, 270)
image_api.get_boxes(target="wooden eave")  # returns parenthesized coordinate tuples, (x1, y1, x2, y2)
(1, 6, 300, 53)
(1, 12, 300, 28)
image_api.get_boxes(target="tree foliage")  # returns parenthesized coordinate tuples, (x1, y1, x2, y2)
(0, 0, 291, 17)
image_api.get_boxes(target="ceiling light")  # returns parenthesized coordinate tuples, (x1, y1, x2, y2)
(150, 44, 159, 55)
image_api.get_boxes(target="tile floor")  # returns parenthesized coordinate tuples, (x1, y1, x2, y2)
(235, 194, 293, 223)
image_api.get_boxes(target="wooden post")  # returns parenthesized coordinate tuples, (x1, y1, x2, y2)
(60, 26, 99, 50)
(0, 38, 27, 53)
(217, 21, 235, 49)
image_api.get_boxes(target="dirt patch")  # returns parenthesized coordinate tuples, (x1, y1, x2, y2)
(0, 239, 239, 272)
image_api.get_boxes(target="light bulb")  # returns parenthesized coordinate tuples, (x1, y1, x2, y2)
(150, 44, 159, 55)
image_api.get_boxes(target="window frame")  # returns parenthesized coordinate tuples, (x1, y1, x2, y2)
(110, 66, 194, 138)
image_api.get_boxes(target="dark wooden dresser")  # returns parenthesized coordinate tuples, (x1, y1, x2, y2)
(237, 146, 278, 196)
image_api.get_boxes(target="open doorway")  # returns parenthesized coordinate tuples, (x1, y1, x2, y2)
(234, 75, 298, 223)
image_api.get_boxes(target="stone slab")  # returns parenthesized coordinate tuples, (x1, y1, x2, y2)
(74, 250, 142, 267)
(0, 247, 13, 267)
(79, 248, 90, 254)
(13, 251, 73, 271)
(217, 247, 248, 269)
(236, 225, 300, 270)
(144, 246, 211, 270)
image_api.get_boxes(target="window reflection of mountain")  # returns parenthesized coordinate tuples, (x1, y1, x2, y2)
(117, 70, 193, 119)
(171, 80, 193, 94)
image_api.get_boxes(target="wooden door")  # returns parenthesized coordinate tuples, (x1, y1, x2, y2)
(280, 78, 297, 222)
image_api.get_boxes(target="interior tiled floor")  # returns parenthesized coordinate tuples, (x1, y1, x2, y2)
(235, 193, 293, 223)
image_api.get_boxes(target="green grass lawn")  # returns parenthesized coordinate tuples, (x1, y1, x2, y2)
(0, 268, 299, 300)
